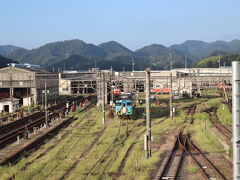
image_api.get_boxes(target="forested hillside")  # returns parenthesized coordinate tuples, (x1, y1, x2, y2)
(0, 55, 18, 68)
(4, 39, 240, 71)
(197, 54, 240, 68)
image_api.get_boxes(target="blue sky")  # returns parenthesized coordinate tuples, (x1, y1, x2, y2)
(1, 0, 240, 50)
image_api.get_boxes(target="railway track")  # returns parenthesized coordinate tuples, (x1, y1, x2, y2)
(0, 98, 96, 166)
(0, 96, 94, 150)
(0, 95, 86, 133)
(187, 104, 196, 115)
(186, 104, 196, 124)
(186, 135, 227, 180)
(209, 107, 232, 141)
(155, 133, 227, 180)
(59, 127, 106, 180)
(154, 133, 186, 180)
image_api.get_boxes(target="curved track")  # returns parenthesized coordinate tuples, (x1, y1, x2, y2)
(209, 107, 232, 142)
(154, 133, 186, 180)
(155, 133, 228, 180)
(186, 135, 227, 180)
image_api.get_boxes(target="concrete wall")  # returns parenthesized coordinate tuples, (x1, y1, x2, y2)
(0, 100, 19, 113)
(59, 79, 72, 95)
(0, 67, 59, 105)
(0, 67, 35, 88)
(23, 96, 32, 106)
(35, 73, 59, 104)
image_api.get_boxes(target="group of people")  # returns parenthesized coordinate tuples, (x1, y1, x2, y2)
(66, 98, 89, 112)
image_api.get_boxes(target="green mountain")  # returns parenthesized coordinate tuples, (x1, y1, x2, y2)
(171, 39, 240, 60)
(6, 39, 240, 70)
(7, 48, 29, 60)
(135, 44, 188, 69)
(98, 41, 133, 59)
(0, 55, 18, 68)
(0, 45, 22, 55)
(49, 55, 94, 71)
(7, 39, 107, 66)
(49, 55, 149, 72)
(196, 54, 240, 68)
(208, 50, 229, 57)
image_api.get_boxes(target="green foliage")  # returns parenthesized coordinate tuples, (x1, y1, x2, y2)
(187, 165, 199, 174)
(190, 112, 225, 152)
(7, 39, 107, 66)
(0, 55, 18, 68)
(217, 103, 232, 126)
(135, 44, 190, 69)
(196, 56, 219, 68)
(98, 41, 133, 59)
(48, 55, 149, 71)
(197, 54, 240, 68)
(6, 39, 240, 70)
(171, 39, 240, 61)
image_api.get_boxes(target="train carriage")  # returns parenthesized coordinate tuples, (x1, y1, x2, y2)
(115, 99, 133, 119)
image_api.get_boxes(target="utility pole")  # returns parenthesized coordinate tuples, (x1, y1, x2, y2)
(101, 72, 106, 125)
(110, 67, 114, 103)
(44, 82, 48, 127)
(169, 52, 173, 70)
(145, 68, 151, 158)
(232, 61, 240, 180)
(185, 55, 187, 69)
(218, 53, 221, 68)
(170, 73, 173, 120)
(132, 57, 135, 72)
(27, 76, 31, 112)
(9, 64, 13, 114)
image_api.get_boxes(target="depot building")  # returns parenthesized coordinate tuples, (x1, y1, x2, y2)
(0, 66, 59, 108)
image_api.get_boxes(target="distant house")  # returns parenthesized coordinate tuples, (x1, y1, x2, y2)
(0, 98, 19, 113)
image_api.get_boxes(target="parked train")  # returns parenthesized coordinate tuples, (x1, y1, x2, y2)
(115, 99, 133, 119)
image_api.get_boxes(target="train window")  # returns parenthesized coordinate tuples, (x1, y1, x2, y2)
(127, 102, 132, 106)
(116, 103, 122, 106)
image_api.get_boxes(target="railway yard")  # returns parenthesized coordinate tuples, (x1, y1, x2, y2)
(0, 88, 233, 180)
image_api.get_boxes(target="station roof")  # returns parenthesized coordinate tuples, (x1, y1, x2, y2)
(0, 66, 55, 74)
(0, 98, 20, 103)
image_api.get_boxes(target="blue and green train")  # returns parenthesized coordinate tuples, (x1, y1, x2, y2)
(115, 99, 133, 119)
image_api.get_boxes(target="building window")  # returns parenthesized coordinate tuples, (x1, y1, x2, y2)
(19, 82, 23, 86)
(0, 82, 2, 86)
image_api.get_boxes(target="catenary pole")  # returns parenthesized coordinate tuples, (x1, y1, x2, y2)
(170, 73, 173, 120)
(232, 61, 240, 180)
(45, 82, 48, 127)
(102, 72, 106, 125)
(145, 68, 151, 158)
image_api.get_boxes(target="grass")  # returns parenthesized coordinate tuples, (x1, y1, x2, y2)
(186, 165, 199, 174)
(0, 105, 103, 180)
(189, 112, 225, 152)
(0, 93, 229, 180)
(217, 103, 232, 126)
(66, 102, 174, 180)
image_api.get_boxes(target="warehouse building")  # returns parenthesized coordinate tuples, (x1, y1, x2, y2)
(0, 66, 59, 107)
(59, 70, 97, 95)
